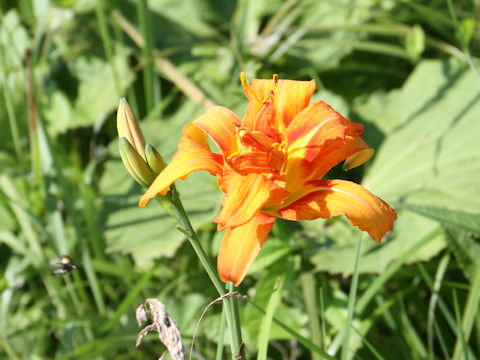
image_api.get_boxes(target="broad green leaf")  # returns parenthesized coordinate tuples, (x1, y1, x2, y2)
(42, 48, 134, 135)
(0, 10, 30, 71)
(308, 59, 480, 274)
(99, 101, 221, 269)
(360, 59, 480, 211)
(400, 204, 480, 236)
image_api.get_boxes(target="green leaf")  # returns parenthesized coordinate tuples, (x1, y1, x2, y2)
(42, 48, 134, 135)
(399, 204, 480, 235)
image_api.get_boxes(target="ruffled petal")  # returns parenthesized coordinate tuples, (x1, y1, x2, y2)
(215, 169, 289, 230)
(243, 78, 316, 128)
(193, 106, 240, 157)
(229, 151, 284, 175)
(286, 101, 369, 188)
(287, 100, 362, 145)
(268, 179, 397, 243)
(139, 135, 223, 208)
(217, 213, 276, 286)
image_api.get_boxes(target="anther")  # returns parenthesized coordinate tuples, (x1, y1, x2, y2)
(273, 74, 278, 86)
(240, 72, 247, 87)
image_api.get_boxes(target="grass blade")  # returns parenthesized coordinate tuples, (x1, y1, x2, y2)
(341, 235, 363, 360)
(427, 254, 450, 356)
(452, 261, 480, 360)
(301, 272, 323, 359)
(356, 227, 442, 313)
(257, 273, 286, 360)
(248, 300, 336, 360)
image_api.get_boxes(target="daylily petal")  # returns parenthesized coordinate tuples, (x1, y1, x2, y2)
(193, 106, 240, 157)
(268, 179, 397, 243)
(217, 213, 276, 286)
(229, 148, 285, 175)
(139, 135, 223, 208)
(286, 101, 369, 189)
(287, 100, 363, 147)
(215, 169, 289, 230)
(183, 123, 210, 150)
(244, 78, 316, 128)
(287, 136, 370, 191)
(343, 148, 375, 170)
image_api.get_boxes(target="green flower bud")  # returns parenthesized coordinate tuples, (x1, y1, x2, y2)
(145, 144, 167, 176)
(119, 137, 155, 187)
(117, 98, 147, 161)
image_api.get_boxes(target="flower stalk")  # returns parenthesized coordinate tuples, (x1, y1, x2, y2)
(116, 99, 242, 358)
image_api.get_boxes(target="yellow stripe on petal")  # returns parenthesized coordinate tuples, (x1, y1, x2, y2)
(139, 135, 223, 208)
(193, 106, 240, 157)
(270, 179, 397, 243)
(217, 213, 275, 286)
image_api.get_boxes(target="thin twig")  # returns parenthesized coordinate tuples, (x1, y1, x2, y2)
(189, 292, 248, 360)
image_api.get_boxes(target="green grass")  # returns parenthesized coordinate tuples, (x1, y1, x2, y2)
(1, 0, 480, 359)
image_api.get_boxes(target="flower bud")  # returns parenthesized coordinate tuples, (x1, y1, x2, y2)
(145, 144, 167, 175)
(118, 137, 155, 188)
(117, 98, 147, 161)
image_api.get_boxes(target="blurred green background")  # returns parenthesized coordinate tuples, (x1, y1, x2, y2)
(1, 0, 480, 359)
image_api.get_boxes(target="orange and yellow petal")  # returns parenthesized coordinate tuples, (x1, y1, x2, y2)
(193, 106, 240, 157)
(343, 147, 375, 170)
(215, 169, 289, 230)
(287, 100, 362, 146)
(286, 101, 369, 188)
(243, 78, 316, 128)
(268, 179, 397, 243)
(183, 123, 210, 150)
(139, 135, 223, 208)
(217, 213, 276, 286)
(287, 137, 371, 195)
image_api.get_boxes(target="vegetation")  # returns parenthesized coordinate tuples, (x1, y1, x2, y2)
(1, 0, 479, 359)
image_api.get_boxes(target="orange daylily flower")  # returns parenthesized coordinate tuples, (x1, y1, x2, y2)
(139, 74, 397, 286)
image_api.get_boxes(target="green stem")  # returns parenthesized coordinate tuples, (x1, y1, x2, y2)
(160, 187, 242, 358)
(216, 306, 227, 360)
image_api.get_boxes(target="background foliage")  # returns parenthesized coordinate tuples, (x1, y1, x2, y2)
(1, 0, 480, 359)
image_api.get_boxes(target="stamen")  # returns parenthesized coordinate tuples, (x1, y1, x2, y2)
(273, 74, 278, 86)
